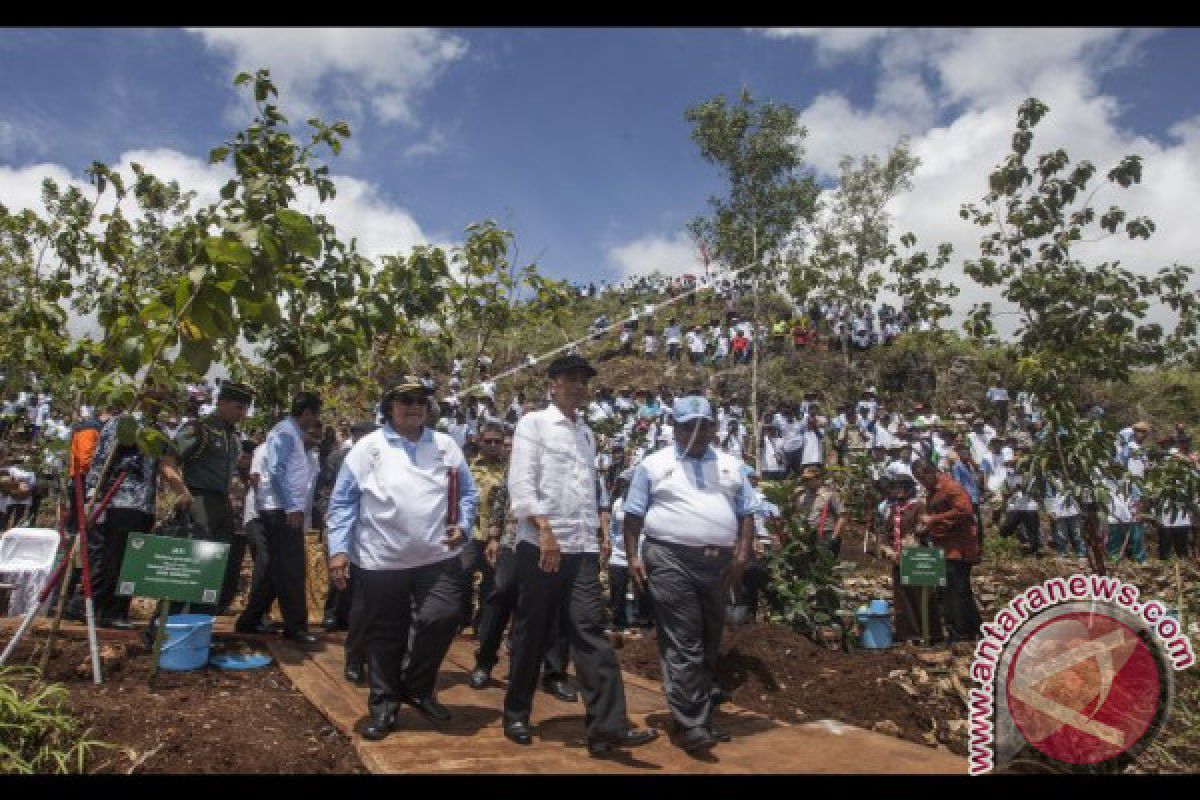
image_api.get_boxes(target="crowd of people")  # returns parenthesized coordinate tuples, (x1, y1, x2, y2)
(1, 303, 1197, 757)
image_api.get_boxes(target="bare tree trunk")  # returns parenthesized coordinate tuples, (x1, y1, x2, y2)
(750, 226, 761, 470)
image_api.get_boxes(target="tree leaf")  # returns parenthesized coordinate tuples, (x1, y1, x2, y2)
(276, 209, 321, 259)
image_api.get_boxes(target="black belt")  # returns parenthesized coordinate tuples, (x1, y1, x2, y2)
(645, 538, 733, 558)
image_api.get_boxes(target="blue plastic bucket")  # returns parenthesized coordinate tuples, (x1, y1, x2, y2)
(158, 614, 214, 671)
(856, 603, 893, 649)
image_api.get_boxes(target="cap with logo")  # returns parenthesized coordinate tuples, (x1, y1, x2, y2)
(672, 396, 714, 424)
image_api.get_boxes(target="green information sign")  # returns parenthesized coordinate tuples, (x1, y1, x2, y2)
(900, 545, 946, 588)
(116, 534, 229, 604)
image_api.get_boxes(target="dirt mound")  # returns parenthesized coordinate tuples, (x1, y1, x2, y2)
(6, 636, 364, 774)
(616, 621, 966, 753)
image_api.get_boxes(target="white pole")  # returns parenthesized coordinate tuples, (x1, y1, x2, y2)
(84, 596, 102, 684)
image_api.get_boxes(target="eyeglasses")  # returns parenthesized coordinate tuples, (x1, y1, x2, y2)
(481, 438, 503, 445)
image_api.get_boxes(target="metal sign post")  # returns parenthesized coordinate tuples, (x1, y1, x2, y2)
(900, 546, 946, 646)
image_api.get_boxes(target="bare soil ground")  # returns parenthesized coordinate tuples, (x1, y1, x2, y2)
(5, 636, 365, 774)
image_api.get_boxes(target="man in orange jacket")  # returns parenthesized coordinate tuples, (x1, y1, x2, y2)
(67, 408, 112, 529)
(913, 459, 982, 644)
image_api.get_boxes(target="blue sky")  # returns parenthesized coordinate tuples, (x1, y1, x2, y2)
(2, 27, 1200, 319)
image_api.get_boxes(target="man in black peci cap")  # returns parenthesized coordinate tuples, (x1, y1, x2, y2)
(502, 354, 658, 755)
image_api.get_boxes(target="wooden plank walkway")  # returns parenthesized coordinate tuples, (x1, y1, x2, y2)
(2, 615, 967, 773)
(266, 635, 968, 774)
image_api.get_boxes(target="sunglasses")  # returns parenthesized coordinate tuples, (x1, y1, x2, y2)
(395, 395, 425, 406)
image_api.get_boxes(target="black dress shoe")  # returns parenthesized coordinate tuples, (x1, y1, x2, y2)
(504, 721, 533, 745)
(405, 694, 451, 723)
(468, 667, 491, 690)
(707, 724, 732, 743)
(283, 630, 321, 647)
(235, 621, 283, 635)
(678, 726, 719, 753)
(362, 713, 396, 741)
(541, 677, 579, 703)
(344, 663, 365, 684)
(587, 727, 659, 756)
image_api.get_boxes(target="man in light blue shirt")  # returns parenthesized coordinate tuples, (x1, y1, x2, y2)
(236, 391, 321, 645)
(623, 395, 755, 754)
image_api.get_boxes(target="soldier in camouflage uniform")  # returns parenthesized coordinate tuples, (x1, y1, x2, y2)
(160, 382, 252, 615)
(460, 421, 507, 632)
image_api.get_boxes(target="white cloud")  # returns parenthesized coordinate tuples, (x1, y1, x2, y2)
(403, 126, 449, 161)
(799, 92, 923, 179)
(187, 28, 468, 127)
(608, 231, 702, 280)
(0, 148, 439, 341)
(755, 27, 1200, 336)
(759, 28, 893, 63)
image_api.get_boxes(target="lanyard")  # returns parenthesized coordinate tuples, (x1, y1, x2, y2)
(891, 498, 918, 553)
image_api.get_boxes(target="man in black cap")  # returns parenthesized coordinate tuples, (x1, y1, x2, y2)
(502, 354, 658, 755)
(161, 381, 253, 616)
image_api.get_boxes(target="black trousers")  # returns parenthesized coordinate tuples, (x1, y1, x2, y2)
(460, 538, 495, 631)
(1158, 526, 1193, 560)
(643, 539, 731, 731)
(220, 531, 247, 615)
(1000, 510, 1041, 553)
(352, 558, 466, 718)
(342, 573, 366, 671)
(237, 510, 307, 634)
(241, 517, 275, 622)
(738, 555, 770, 617)
(93, 509, 153, 621)
(608, 565, 630, 628)
(188, 490, 236, 615)
(503, 542, 627, 737)
(940, 560, 982, 642)
(475, 545, 569, 677)
(324, 583, 351, 624)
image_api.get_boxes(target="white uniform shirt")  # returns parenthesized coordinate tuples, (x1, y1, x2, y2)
(244, 443, 266, 526)
(509, 405, 601, 554)
(624, 446, 750, 548)
(609, 496, 629, 568)
(760, 435, 787, 473)
(330, 428, 473, 570)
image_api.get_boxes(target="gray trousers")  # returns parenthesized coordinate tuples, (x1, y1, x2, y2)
(643, 538, 731, 731)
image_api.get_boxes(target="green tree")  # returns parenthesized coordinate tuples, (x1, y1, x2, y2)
(791, 138, 918, 361)
(887, 232, 960, 329)
(686, 89, 820, 454)
(0, 180, 94, 402)
(961, 97, 1200, 574)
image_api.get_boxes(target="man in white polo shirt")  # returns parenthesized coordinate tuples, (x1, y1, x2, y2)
(623, 395, 755, 753)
